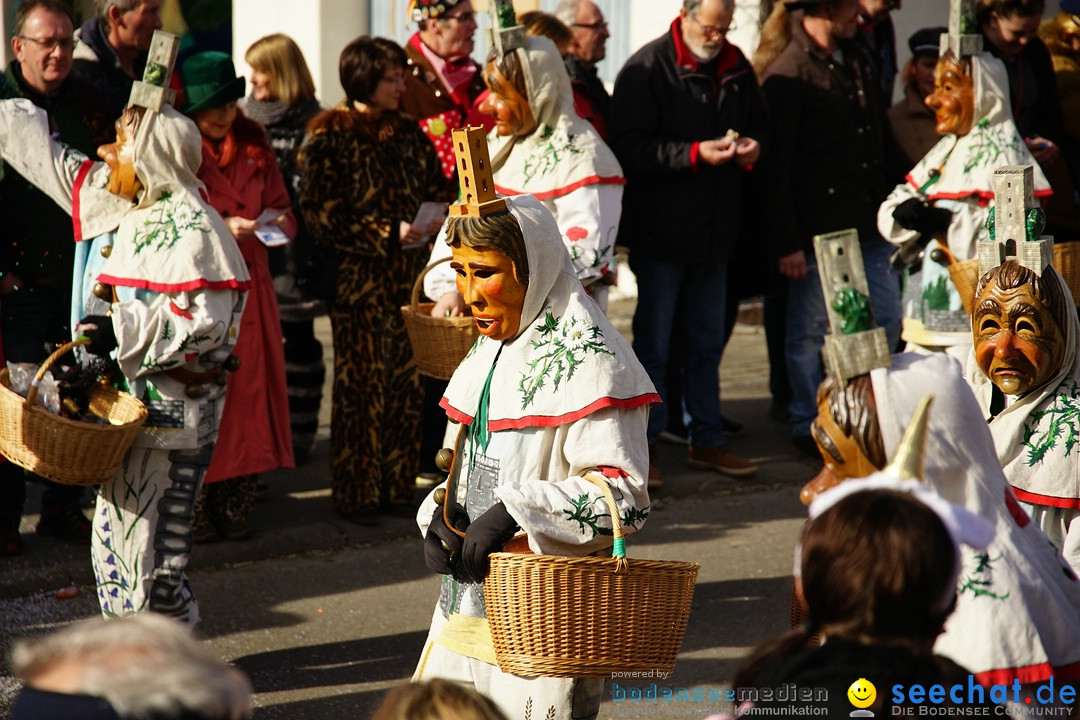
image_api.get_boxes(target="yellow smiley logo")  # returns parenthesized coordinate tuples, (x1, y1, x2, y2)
(848, 678, 876, 709)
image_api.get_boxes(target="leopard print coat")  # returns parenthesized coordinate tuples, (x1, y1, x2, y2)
(299, 107, 452, 515)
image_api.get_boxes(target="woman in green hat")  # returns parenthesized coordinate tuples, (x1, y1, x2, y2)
(180, 50, 296, 542)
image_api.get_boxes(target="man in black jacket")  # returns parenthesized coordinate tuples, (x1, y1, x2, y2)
(609, 0, 766, 485)
(0, 0, 112, 555)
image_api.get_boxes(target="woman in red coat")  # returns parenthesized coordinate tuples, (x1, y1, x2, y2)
(180, 52, 296, 541)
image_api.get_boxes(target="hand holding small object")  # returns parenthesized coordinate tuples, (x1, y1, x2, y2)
(78, 315, 118, 356)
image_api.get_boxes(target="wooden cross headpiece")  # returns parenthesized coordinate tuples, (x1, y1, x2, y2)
(127, 30, 180, 112)
(977, 165, 1052, 277)
(448, 126, 507, 218)
(815, 229, 892, 383)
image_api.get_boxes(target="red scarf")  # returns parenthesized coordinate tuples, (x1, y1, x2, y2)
(201, 130, 237, 169)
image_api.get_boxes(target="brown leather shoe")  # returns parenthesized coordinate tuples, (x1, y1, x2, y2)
(687, 445, 758, 477)
(648, 444, 663, 489)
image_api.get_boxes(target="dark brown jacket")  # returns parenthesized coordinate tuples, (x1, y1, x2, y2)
(889, 82, 940, 168)
(760, 17, 905, 258)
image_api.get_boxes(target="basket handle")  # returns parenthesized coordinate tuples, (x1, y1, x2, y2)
(584, 472, 629, 573)
(411, 256, 454, 311)
(24, 339, 90, 409)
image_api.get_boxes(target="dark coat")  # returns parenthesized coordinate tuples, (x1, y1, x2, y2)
(760, 18, 902, 258)
(889, 82, 940, 168)
(608, 19, 769, 264)
(72, 16, 147, 122)
(984, 34, 1063, 143)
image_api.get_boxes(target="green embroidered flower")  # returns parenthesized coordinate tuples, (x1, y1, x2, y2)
(1023, 379, 1080, 466)
(957, 551, 1009, 601)
(962, 120, 1023, 175)
(521, 125, 583, 184)
(131, 191, 210, 254)
(518, 311, 614, 408)
(562, 492, 649, 537)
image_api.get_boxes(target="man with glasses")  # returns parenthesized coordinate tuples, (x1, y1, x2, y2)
(759, 0, 903, 460)
(0, 0, 112, 555)
(609, 0, 766, 484)
(554, 0, 611, 139)
(977, 0, 1064, 173)
(401, 0, 493, 187)
(72, 0, 163, 121)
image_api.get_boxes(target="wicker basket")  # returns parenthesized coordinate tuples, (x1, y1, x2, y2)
(948, 257, 980, 316)
(483, 475, 700, 678)
(1054, 242, 1080, 307)
(0, 339, 148, 486)
(401, 257, 479, 380)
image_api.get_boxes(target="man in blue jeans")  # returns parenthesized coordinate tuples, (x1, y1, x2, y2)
(609, 0, 767, 485)
(760, 0, 905, 455)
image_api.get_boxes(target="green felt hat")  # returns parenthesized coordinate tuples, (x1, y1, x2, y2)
(180, 51, 245, 114)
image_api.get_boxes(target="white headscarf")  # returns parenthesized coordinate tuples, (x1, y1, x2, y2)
(906, 53, 1050, 203)
(964, 268, 1080, 508)
(485, 36, 623, 200)
(872, 352, 1080, 684)
(440, 195, 657, 428)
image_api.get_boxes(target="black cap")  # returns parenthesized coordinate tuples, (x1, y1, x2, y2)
(908, 27, 946, 58)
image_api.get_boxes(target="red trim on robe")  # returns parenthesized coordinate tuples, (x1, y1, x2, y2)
(1003, 488, 1031, 527)
(169, 301, 194, 319)
(1011, 485, 1080, 510)
(71, 159, 95, 242)
(494, 175, 626, 201)
(597, 465, 628, 478)
(973, 658, 1080, 687)
(905, 174, 1053, 204)
(441, 393, 662, 429)
(96, 273, 251, 293)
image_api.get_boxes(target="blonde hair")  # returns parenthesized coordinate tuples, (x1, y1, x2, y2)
(244, 33, 317, 106)
(372, 680, 508, 720)
(752, 1, 791, 79)
(518, 11, 573, 54)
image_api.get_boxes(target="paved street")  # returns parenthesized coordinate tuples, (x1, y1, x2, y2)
(0, 297, 823, 718)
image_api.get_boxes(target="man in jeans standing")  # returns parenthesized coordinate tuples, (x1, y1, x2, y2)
(609, 0, 766, 486)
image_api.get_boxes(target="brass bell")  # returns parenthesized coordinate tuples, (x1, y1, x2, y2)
(433, 488, 447, 505)
(213, 371, 228, 387)
(224, 355, 241, 372)
(99, 244, 113, 258)
(435, 448, 454, 472)
(92, 282, 113, 301)
(184, 382, 206, 399)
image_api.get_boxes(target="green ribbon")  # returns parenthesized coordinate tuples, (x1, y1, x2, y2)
(468, 348, 502, 459)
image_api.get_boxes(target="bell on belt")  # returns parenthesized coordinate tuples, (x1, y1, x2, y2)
(99, 244, 113, 258)
(184, 382, 206, 399)
(213, 371, 228, 387)
(92, 282, 113, 301)
(224, 355, 241, 372)
(435, 448, 454, 472)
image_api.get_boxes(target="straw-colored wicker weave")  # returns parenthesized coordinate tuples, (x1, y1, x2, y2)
(0, 340, 147, 486)
(483, 475, 700, 678)
(948, 258, 980, 316)
(401, 257, 479, 380)
(1054, 242, 1080, 307)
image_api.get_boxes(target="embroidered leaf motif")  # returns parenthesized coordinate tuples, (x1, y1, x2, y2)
(521, 124, 584, 184)
(957, 551, 1009, 601)
(518, 311, 614, 409)
(130, 191, 210, 254)
(1023, 379, 1080, 466)
(564, 493, 609, 536)
(962, 119, 1024, 175)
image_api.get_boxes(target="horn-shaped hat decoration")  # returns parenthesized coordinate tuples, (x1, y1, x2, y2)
(883, 394, 933, 481)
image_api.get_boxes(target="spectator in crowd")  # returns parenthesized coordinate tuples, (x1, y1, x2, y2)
(758, 0, 902, 458)
(0, 0, 113, 555)
(609, 0, 766, 484)
(1039, 1, 1080, 244)
(242, 33, 327, 465)
(977, 0, 1064, 170)
(373, 680, 508, 720)
(73, 0, 163, 120)
(299, 36, 451, 523)
(855, 0, 900, 106)
(181, 51, 296, 543)
(424, 33, 624, 313)
(889, 26, 945, 166)
(401, 0, 491, 186)
(10, 614, 252, 719)
(553, 0, 611, 139)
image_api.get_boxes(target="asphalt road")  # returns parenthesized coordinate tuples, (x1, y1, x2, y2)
(0, 305, 822, 718)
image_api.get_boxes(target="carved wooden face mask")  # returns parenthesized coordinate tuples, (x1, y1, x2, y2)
(479, 60, 537, 138)
(925, 53, 974, 136)
(973, 281, 1067, 396)
(452, 243, 527, 341)
(802, 395, 880, 505)
(97, 107, 144, 202)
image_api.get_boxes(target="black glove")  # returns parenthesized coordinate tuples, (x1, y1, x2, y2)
(424, 506, 466, 576)
(78, 315, 117, 357)
(460, 502, 519, 583)
(892, 198, 952, 235)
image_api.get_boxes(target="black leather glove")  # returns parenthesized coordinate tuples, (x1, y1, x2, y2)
(424, 506, 465, 576)
(460, 502, 519, 583)
(892, 198, 952, 235)
(78, 315, 117, 357)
